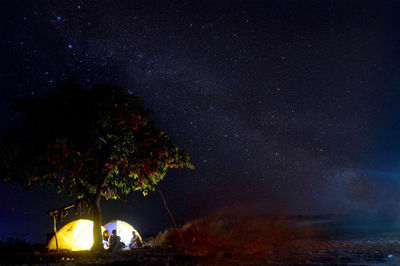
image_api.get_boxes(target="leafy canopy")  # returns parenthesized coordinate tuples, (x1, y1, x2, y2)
(0, 80, 194, 199)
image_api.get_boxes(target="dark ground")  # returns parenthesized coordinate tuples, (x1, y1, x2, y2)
(3, 213, 400, 265)
(2, 238, 400, 265)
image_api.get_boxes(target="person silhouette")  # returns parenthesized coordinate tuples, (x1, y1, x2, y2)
(108, 229, 121, 252)
(103, 230, 110, 249)
(129, 231, 139, 249)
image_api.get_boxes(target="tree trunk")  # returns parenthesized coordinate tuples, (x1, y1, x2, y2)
(91, 167, 114, 252)
(91, 193, 103, 252)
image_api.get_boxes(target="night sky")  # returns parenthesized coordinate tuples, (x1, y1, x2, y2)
(1, 0, 400, 243)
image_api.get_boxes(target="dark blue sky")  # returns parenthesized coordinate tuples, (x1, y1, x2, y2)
(1, 0, 400, 243)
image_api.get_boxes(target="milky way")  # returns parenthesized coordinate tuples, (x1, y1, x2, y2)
(1, 0, 400, 242)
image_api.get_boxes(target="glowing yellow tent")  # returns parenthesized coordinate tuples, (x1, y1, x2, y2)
(104, 220, 142, 246)
(47, 219, 106, 251)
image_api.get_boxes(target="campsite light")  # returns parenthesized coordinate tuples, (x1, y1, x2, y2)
(104, 220, 142, 247)
(74, 221, 95, 250)
(47, 219, 106, 251)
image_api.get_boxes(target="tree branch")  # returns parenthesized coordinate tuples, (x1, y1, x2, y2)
(157, 185, 185, 245)
(99, 165, 115, 193)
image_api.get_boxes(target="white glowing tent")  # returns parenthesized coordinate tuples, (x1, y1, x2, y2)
(47, 219, 106, 251)
(104, 220, 142, 246)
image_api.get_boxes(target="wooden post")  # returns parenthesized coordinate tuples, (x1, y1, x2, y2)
(157, 185, 185, 245)
(52, 214, 59, 251)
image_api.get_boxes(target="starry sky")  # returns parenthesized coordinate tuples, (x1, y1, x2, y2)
(1, 0, 400, 243)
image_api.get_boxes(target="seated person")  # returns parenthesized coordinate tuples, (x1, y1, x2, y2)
(129, 231, 139, 249)
(102, 230, 110, 249)
(108, 229, 123, 252)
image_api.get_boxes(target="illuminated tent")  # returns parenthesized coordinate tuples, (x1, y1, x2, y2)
(104, 220, 142, 246)
(47, 219, 106, 251)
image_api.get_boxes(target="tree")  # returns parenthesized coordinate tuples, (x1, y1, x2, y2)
(0, 79, 194, 251)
